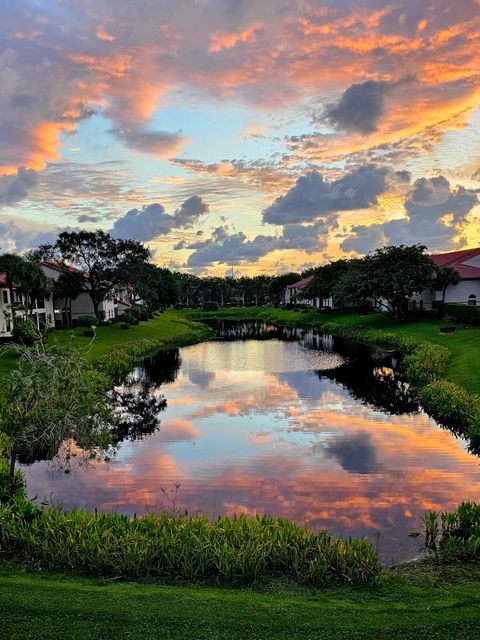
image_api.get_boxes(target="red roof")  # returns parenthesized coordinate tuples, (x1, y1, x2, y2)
(431, 247, 480, 280)
(41, 260, 84, 275)
(0, 273, 7, 286)
(286, 274, 314, 289)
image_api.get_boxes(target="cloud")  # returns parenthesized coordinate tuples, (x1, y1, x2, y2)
(0, 167, 38, 205)
(341, 175, 479, 254)
(107, 125, 187, 157)
(110, 196, 209, 241)
(0, 220, 65, 253)
(77, 214, 101, 223)
(180, 219, 332, 268)
(182, 226, 279, 267)
(324, 78, 413, 134)
(325, 432, 381, 475)
(263, 165, 409, 225)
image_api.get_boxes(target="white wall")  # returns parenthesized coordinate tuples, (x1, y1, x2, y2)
(444, 280, 480, 305)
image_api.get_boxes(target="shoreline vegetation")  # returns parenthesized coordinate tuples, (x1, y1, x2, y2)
(3, 307, 480, 637)
(186, 307, 480, 450)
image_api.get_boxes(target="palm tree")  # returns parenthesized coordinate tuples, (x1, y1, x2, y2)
(434, 265, 460, 305)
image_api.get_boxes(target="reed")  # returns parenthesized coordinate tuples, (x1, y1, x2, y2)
(0, 506, 379, 586)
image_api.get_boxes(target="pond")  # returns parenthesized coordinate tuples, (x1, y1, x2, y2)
(22, 320, 480, 564)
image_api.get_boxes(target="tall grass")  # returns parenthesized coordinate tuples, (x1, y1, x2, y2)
(423, 502, 480, 563)
(0, 506, 379, 586)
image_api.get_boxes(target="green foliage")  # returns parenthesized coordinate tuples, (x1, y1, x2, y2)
(94, 337, 165, 381)
(202, 301, 220, 311)
(419, 381, 480, 443)
(403, 342, 450, 387)
(76, 315, 98, 328)
(424, 502, 480, 563)
(444, 303, 480, 325)
(0, 508, 378, 586)
(11, 318, 41, 346)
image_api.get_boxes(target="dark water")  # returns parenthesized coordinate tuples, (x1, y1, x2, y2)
(22, 321, 480, 564)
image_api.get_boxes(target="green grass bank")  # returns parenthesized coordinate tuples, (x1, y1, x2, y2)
(185, 307, 480, 446)
(185, 307, 480, 394)
(0, 311, 213, 380)
(2, 563, 480, 640)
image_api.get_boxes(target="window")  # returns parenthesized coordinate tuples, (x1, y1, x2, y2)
(420, 300, 424, 310)
(468, 294, 477, 306)
(2, 290, 8, 304)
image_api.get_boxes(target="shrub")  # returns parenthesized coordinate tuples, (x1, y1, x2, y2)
(76, 315, 98, 328)
(120, 323, 130, 330)
(202, 301, 219, 311)
(420, 380, 480, 442)
(82, 329, 96, 337)
(403, 342, 450, 387)
(0, 507, 379, 586)
(444, 304, 480, 325)
(11, 320, 39, 347)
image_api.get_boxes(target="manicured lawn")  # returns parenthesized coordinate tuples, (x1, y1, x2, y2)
(0, 311, 211, 379)
(2, 564, 480, 639)
(187, 308, 480, 395)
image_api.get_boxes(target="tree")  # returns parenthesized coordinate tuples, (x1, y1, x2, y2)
(37, 231, 149, 320)
(434, 265, 460, 304)
(0, 253, 53, 323)
(364, 245, 435, 317)
(268, 272, 300, 304)
(0, 329, 113, 497)
(302, 260, 351, 305)
(53, 270, 86, 327)
(331, 259, 371, 309)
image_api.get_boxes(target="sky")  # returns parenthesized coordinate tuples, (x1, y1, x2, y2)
(1, 0, 480, 275)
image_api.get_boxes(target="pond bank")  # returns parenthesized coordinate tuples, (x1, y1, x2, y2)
(185, 308, 480, 449)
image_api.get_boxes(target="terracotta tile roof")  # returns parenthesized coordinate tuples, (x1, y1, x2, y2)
(286, 274, 314, 289)
(41, 260, 84, 275)
(430, 247, 480, 280)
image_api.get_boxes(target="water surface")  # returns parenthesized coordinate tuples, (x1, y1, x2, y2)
(22, 321, 480, 563)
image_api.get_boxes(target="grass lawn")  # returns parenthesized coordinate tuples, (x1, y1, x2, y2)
(186, 308, 480, 395)
(0, 311, 211, 379)
(2, 563, 480, 639)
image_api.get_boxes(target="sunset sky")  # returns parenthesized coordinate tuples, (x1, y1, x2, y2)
(1, 0, 480, 274)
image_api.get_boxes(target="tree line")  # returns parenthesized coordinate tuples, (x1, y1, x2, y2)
(0, 231, 302, 324)
(0, 234, 460, 325)
(301, 244, 459, 317)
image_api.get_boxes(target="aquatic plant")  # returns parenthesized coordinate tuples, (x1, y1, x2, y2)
(0, 507, 379, 586)
(424, 502, 480, 563)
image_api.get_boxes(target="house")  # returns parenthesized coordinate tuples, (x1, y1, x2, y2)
(408, 247, 480, 311)
(41, 261, 130, 325)
(284, 275, 331, 307)
(0, 271, 55, 339)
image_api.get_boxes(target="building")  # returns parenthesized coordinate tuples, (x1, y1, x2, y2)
(284, 247, 480, 312)
(408, 247, 480, 311)
(0, 272, 55, 339)
(41, 261, 130, 326)
(284, 275, 332, 307)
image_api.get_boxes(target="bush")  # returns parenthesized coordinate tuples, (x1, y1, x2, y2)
(82, 329, 95, 338)
(120, 323, 130, 330)
(420, 380, 480, 442)
(444, 304, 480, 325)
(11, 320, 38, 347)
(202, 301, 219, 312)
(76, 315, 98, 328)
(0, 507, 379, 586)
(403, 342, 450, 387)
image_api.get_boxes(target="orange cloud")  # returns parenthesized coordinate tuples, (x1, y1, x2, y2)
(209, 23, 263, 53)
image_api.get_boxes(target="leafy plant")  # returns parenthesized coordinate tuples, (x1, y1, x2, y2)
(0, 507, 379, 586)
